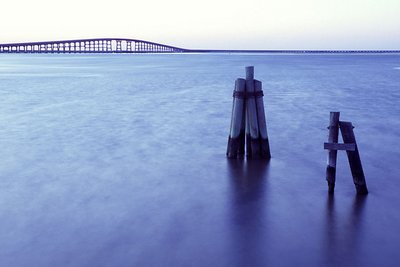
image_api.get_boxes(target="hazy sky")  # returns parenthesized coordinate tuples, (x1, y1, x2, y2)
(1, 0, 399, 49)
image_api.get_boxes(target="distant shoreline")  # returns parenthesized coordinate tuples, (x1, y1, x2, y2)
(187, 49, 400, 54)
(1, 50, 399, 55)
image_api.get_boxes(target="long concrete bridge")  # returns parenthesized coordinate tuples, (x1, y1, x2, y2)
(0, 38, 188, 53)
(0, 38, 399, 54)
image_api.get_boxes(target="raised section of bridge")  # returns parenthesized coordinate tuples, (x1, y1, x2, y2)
(0, 38, 188, 53)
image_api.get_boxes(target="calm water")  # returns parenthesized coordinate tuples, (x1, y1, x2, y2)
(0, 54, 399, 267)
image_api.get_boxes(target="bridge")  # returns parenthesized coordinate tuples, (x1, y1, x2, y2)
(0, 38, 188, 53)
(0, 38, 399, 54)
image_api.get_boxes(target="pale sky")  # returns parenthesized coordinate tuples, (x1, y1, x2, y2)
(1, 0, 399, 49)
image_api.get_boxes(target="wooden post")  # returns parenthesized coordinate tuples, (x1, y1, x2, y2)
(227, 66, 271, 160)
(227, 79, 246, 158)
(326, 112, 340, 193)
(245, 66, 260, 158)
(254, 80, 271, 159)
(245, 100, 252, 158)
(238, 88, 246, 158)
(339, 121, 368, 195)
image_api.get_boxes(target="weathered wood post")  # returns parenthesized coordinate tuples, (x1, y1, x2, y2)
(339, 121, 368, 195)
(245, 66, 261, 158)
(324, 113, 368, 195)
(254, 80, 271, 159)
(227, 79, 246, 158)
(227, 66, 271, 159)
(238, 88, 246, 157)
(326, 112, 340, 193)
(245, 105, 252, 158)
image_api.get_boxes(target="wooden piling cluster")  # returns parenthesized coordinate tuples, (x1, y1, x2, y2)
(226, 70, 369, 195)
(227, 66, 271, 159)
(324, 112, 368, 195)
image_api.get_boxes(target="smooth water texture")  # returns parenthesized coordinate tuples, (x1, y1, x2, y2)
(0, 54, 399, 267)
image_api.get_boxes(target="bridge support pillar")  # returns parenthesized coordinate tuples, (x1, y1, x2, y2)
(116, 40, 122, 52)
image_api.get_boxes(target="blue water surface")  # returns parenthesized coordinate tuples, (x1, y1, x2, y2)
(0, 53, 399, 267)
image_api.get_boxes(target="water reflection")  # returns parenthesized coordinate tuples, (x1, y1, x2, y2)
(325, 194, 337, 265)
(323, 194, 367, 266)
(227, 159, 270, 267)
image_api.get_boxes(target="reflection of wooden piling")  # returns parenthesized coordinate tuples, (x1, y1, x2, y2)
(339, 121, 368, 195)
(227, 79, 246, 158)
(227, 66, 271, 160)
(326, 112, 340, 193)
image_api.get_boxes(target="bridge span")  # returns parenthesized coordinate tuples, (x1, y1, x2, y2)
(0, 38, 188, 54)
(0, 38, 399, 54)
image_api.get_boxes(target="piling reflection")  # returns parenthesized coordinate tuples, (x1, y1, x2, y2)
(226, 159, 270, 267)
(323, 194, 367, 266)
(324, 194, 337, 265)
